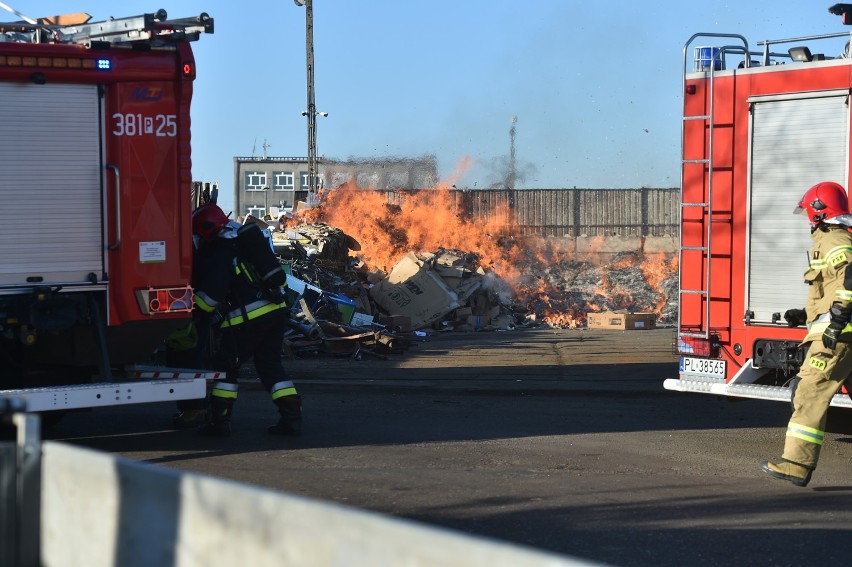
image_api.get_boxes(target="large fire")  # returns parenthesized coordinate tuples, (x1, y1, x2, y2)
(289, 181, 677, 327)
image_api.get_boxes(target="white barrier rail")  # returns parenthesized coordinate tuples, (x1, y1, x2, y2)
(39, 441, 604, 567)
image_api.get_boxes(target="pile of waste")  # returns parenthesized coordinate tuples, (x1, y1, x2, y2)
(265, 220, 677, 357)
(516, 251, 679, 327)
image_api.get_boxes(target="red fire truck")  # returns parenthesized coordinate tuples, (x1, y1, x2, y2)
(664, 4, 852, 409)
(0, 9, 217, 416)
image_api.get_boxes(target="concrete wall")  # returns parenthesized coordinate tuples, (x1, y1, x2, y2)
(40, 441, 601, 567)
(382, 187, 679, 241)
(487, 233, 678, 265)
(567, 235, 677, 256)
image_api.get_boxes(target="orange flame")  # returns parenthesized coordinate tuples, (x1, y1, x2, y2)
(287, 177, 676, 327)
(294, 181, 521, 275)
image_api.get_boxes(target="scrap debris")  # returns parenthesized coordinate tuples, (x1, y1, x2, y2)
(263, 220, 677, 360)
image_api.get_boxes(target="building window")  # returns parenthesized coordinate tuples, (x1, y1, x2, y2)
(246, 206, 266, 218)
(246, 171, 267, 191)
(273, 171, 294, 191)
(300, 171, 321, 190)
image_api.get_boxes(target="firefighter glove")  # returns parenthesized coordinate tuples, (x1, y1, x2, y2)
(784, 308, 807, 327)
(823, 303, 852, 349)
(823, 323, 842, 350)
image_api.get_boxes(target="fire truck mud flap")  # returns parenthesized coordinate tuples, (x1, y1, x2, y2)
(663, 378, 852, 409)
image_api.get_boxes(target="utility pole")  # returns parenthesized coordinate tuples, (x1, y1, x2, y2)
(295, 0, 318, 198)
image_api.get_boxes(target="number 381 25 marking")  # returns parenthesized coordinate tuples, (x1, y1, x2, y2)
(112, 113, 177, 137)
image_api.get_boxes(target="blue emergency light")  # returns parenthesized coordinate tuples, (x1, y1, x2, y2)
(97, 58, 111, 70)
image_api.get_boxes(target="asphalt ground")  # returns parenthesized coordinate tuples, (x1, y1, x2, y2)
(47, 327, 852, 567)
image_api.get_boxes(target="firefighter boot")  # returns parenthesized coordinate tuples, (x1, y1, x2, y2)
(172, 398, 209, 429)
(760, 459, 813, 487)
(197, 397, 233, 438)
(172, 409, 208, 429)
(268, 395, 302, 437)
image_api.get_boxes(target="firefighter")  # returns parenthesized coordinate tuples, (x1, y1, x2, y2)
(191, 203, 303, 438)
(761, 181, 852, 486)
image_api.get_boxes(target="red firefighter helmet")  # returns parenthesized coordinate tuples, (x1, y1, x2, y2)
(192, 203, 229, 240)
(796, 181, 850, 225)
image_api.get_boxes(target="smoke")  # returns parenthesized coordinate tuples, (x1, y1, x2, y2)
(480, 270, 515, 306)
(482, 155, 537, 189)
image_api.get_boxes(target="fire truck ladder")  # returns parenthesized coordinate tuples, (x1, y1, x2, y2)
(678, 34, 749, 342)
(0, 8, 213, 46)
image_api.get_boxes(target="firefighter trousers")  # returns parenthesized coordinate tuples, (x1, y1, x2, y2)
(208, 310, 301, 424)
(784, 340, 852, 468)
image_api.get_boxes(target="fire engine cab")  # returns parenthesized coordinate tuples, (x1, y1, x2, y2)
(664, 4, 852, 409)
(0, 8, 217, 415)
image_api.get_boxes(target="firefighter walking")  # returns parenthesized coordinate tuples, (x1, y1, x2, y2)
(191, 203, 303, 438)
(761, 181, 852, 486)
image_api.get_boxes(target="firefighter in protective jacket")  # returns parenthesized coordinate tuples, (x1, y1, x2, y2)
(761, 181, 852, 486)
(191, 203, 302, 438)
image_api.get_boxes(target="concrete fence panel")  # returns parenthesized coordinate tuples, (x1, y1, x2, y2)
(40, 441, 601, 567)
(379, 188, 679, 241)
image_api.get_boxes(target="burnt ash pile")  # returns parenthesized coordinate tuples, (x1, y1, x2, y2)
(517, 251, 678, 326)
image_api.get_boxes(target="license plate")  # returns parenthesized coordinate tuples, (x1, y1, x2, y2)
(680, 356, 726, 380)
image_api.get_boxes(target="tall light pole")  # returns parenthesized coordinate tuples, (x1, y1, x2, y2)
(295, 0, 318, 199)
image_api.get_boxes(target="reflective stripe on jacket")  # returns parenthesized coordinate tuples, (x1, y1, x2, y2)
(220, 299, 287, 328)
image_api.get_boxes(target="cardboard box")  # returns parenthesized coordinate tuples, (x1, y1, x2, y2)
(376, 314, 412, 333)
(435, 251, 465, 267)
(454, 307, 473, 320)
(441, 275, 463, 290)
(435, 265, 468, 278)
(491, 314, 515, 330)
(587, 311, 656, 330)
(467, 314, 488, 330)
(465, 313, 514, 331)
(453, 277, 482, 302)
(369, 253, 460, 330)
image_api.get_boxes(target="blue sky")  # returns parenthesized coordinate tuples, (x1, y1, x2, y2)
(8, 2, 852, 213)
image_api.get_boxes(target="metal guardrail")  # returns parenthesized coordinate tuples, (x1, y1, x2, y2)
(0, 398, 41, 567)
